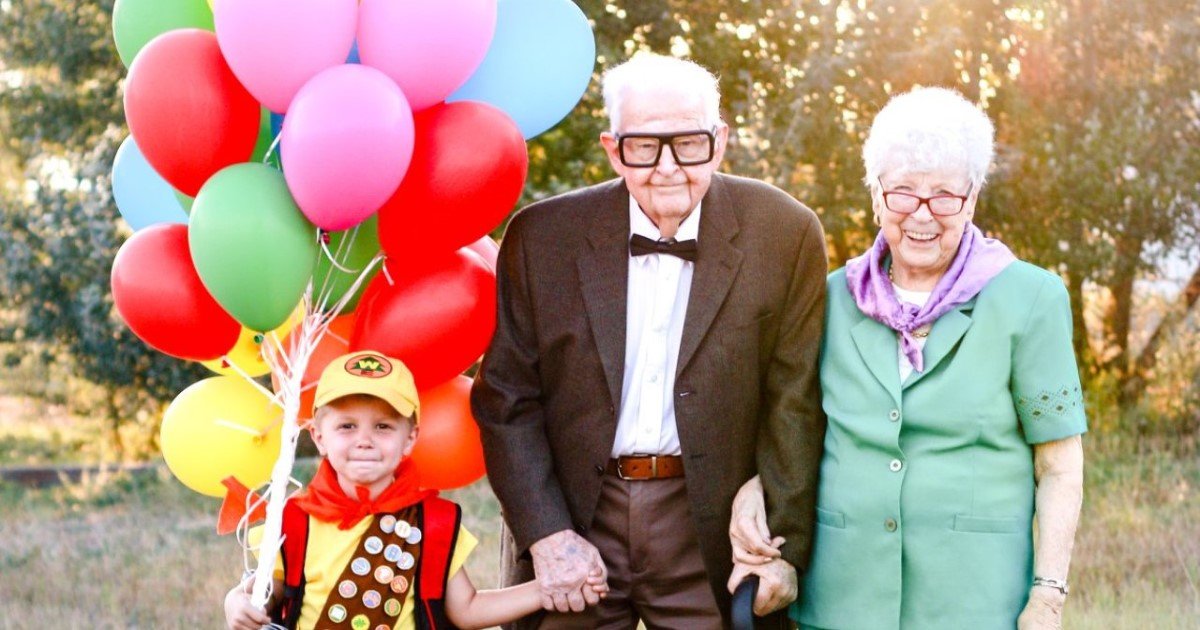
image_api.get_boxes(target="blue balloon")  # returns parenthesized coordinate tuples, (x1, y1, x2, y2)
(448, 0, 595, 139)
(111, 136, 189, 231)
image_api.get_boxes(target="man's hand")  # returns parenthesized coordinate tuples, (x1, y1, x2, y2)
(730, 475, 784, 565)
(727, 558, 798, 616)
(1017, 587, 1065, 630)
(529, 529, 608, 612)
(224, 578, 271, 630)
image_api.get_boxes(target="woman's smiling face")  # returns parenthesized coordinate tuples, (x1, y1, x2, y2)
(875, 169, 977, 289)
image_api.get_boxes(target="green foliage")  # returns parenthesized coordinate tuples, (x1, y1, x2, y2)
(0, 1, 207, 458)
(2, 0, 1198, 451)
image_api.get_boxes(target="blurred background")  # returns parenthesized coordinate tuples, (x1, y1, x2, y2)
(0, 1, 1196, 627)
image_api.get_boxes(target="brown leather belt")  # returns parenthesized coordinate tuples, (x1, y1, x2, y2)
(606, 455, 685, 480)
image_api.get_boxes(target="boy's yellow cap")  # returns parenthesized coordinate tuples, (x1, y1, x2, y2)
(313, 351, 419, 421)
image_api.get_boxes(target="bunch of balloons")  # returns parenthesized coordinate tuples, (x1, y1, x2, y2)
(107, 0, 595, 498)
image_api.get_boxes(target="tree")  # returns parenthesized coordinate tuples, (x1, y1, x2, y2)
(0, 0, 206, 458)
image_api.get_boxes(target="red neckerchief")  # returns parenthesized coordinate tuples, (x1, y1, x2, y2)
(292, 458, 436, 529)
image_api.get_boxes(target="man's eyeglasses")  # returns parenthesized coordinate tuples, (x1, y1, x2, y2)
(615, 128, 717, 168)
(878, 177, 973, 216)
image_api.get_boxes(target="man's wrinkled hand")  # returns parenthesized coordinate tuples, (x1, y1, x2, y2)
(730, 475, 784, 565)
(728, 558, 798, 617)
(530, 529, 609, 612)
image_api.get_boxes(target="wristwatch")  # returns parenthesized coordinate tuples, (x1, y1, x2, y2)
(1032, 576, 1069, 595)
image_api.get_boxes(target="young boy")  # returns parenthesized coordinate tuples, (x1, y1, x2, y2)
(224, 350, 604, 630)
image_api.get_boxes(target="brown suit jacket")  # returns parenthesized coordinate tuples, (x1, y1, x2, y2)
(471, 173, 827, 625)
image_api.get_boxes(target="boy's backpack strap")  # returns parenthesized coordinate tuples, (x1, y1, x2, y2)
(418, 496, 462, 601)
(270, 499, 310, 630)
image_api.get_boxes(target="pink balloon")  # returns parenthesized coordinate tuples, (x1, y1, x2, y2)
(358, 0, 497, 112)
(213, 0, 357, 114)
(280, 65, 415, 231)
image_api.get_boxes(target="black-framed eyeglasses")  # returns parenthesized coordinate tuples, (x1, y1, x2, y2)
(615, 127, 717, 168)
(878, 177, 974, 216)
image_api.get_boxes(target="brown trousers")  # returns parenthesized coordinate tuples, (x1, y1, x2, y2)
(537, 475, 723, 630)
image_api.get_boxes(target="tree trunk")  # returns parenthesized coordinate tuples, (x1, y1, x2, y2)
(106, 389, 126, 461)
(1109, 238, 1139, 409)
(1066, 270, 1092, 373)
(1122, 262, 1200, 403)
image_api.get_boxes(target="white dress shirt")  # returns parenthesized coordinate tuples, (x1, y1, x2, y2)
(611, 196, 700, 457)
(893, 283, 931, 382)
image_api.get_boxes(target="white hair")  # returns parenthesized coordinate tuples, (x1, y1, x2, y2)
(862, 87, 995, 191)
(601, 52, 722, 131)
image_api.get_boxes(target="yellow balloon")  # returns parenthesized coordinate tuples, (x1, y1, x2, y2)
(200, 304, 305, 377)
(160, 376, 282, 497)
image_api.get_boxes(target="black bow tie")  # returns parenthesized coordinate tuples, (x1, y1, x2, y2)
(629, 234, 698, 262)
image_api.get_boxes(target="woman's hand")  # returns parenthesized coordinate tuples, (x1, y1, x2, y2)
(729, 475, 785, 565)
(1017, 587, 1065, 630)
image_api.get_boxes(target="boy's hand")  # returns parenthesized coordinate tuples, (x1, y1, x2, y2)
(584, 566, 609, 601)
(224, 579, 271, 630)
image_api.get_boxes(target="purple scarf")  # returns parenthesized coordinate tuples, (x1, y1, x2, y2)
(845, 224, 1015, 373)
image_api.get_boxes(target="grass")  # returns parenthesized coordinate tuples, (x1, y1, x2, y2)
(1, 393, 1197, 628)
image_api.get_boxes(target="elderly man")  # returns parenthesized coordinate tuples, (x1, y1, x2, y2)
(472, 52, 827, 628)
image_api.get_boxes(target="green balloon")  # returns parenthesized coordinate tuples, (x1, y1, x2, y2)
(113, 0, 214, 68)
(190, 163, 318, 331)
(312, 216, 382, 313)
(174, 189, 194, 214)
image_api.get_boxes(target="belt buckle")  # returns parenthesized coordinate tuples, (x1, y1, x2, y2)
(618, 455, 657, 480)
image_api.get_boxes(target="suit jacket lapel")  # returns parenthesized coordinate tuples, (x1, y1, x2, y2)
(849, 315, 902, 408)
(903, 300, 975, 390)
(577, 180, 631, 410)
(678, 175, 744, 376)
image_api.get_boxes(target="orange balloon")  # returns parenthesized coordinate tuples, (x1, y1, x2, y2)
(410, 375, 486, 490)
(272, 313, 356, 421)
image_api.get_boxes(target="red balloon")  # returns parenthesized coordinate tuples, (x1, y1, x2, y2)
(273, 313, 356, 421)
(465, 235, 500, 273)
(123, 29, 259, 196)
(111, 224, 241, 360)
(351, 248, 496, 389)
(411, 376, 486, 490)
(377, 101, 527, 261)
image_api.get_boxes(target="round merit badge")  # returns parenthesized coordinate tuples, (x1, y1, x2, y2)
(351, 557, 371, 576)
(328, 604, 348, 623)
(364, 536, 384, 555)
(350, 614, 370, 630)
(390, 575, 409, 594)
(362, 589, 382, 609)
(338, 579, 358, 599)
(384, 543, 402, 563)
(379, 514, 397, 534)
(406, 527, 423, 545)
(395, 520, 412, 538)
(384, 598, 402, 617)
(397, 551, 415, 571)
(374, 565, 395, 584)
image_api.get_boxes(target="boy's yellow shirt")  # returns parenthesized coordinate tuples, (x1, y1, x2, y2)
(250, 515, 477, 630)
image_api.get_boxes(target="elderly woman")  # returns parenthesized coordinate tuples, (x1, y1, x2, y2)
(729, 87, 1086, 629)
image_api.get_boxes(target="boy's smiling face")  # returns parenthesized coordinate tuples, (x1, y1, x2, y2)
(310, 394, 418, 499)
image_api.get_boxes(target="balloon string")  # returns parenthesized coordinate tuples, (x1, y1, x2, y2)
(381, 258, 395, 286)
(263, 132, 282, 166)
(319, 230, 363, 274)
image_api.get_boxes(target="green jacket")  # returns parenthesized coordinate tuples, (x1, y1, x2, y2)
(795, 261, 1087, 629)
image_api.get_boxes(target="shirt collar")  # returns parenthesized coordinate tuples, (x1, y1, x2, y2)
(627, 195, 702, 242)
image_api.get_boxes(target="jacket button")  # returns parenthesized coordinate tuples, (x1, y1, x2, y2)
(884, 518, 898, 532)
(888, 409, 900, 422)
(575, 525, 588, 534)
(889, 459, 903, 472)
(594, 464, 605, 475)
